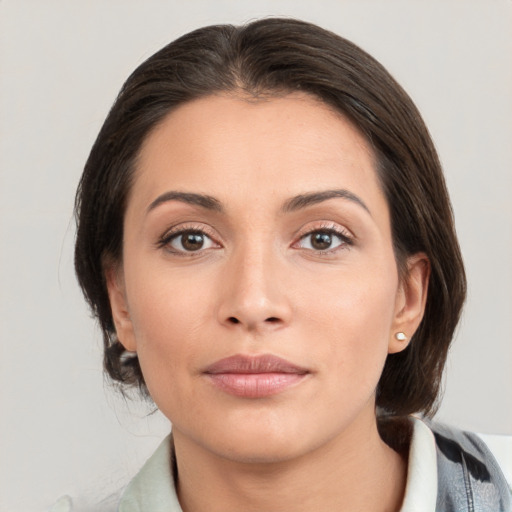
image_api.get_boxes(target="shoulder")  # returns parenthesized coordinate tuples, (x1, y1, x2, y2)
(48, 494, 120, 512)
(425, 419, 512, 512)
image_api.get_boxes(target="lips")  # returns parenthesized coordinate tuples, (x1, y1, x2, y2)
(203, 354, 309, 398)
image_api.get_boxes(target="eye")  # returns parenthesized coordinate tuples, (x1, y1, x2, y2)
(165, 230, 218, 253)
(297, 229, 351, 252)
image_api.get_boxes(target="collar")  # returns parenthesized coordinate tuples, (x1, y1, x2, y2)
(118, 434, 181, 512)
(400, 416, 438, 511)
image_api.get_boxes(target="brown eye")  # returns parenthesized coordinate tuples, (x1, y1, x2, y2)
(311, 232, 333, 250)
(297, 229, 349, 252)
(181, 232, 205, 251)
(168, 230, 215, 252)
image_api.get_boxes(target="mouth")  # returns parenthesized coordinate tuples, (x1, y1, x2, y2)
(203, 354, 310, 398)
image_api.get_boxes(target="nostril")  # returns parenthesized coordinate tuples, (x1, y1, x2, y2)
(225, 316, 281, 326)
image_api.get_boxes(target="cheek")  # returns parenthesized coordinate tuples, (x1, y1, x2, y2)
(124, 265, 216, 394)
(301, 259, 398, 389)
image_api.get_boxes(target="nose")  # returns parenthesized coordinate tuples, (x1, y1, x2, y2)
(216, 243, 292, 334)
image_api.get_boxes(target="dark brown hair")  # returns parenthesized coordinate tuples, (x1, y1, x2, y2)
(74, 18, 466, 417)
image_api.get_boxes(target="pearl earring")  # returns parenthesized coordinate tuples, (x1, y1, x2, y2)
(395, 332, 407, 341)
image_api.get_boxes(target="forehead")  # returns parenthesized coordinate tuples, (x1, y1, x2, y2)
(131, 92, 385, 216)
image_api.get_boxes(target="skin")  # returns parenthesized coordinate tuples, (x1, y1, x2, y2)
(107, 93, 429, 511)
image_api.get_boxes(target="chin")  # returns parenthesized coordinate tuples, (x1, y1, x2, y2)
(199, 412, 314, 464)
(213, 436, 306, 465)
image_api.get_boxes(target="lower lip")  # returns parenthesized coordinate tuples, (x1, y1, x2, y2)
(205, 372, 307, 398)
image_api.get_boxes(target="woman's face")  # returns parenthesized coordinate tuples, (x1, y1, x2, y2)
(108, 93, 426, 463)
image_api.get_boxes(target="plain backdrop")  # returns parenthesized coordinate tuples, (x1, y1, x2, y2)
(1, 1, 511, 510)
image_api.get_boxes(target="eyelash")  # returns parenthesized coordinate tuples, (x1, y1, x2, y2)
(294, 223, 354, 254)
(156, 222, 354, 256)
(156, 224, 221, 257)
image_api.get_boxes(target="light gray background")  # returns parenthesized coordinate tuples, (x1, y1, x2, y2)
(1, 1, 511, 510)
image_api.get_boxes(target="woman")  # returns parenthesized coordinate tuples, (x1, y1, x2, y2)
(73, 18, 511, 511)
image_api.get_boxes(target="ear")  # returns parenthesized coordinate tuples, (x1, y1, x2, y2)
(388, 253, 430, 354)
(105, 265, 137, 352)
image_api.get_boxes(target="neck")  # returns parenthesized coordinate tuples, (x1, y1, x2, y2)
(173, 411, 408, 512)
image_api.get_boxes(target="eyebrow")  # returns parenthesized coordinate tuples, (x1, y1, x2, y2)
(147, 191, 223, 214)
(146, 188, 370, 216)
(282, 189, 371, 215)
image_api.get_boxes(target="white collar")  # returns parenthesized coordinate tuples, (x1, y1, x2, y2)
(118, 435, 181, 512)
(399, 416, 438, 512)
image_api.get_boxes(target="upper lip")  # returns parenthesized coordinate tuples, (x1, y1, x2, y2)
(204, 354, 309, 375)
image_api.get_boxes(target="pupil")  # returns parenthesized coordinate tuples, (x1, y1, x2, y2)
(182, 233, 204, 251)
(312, 232, 332, 250)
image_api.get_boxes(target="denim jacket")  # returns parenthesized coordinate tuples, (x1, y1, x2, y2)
(432, 421, 511, 511)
